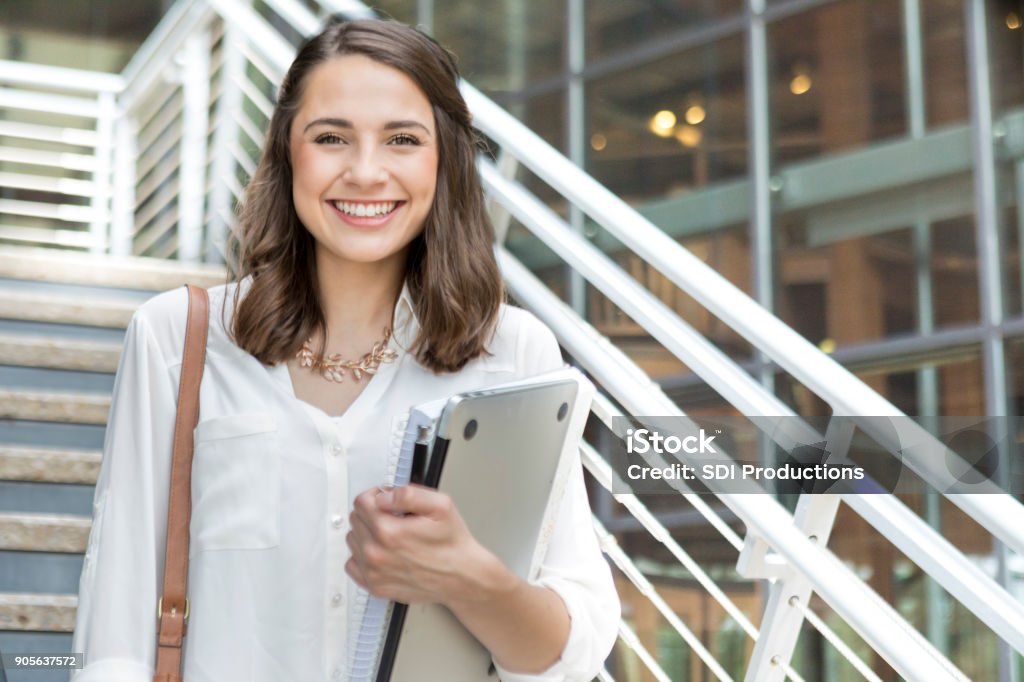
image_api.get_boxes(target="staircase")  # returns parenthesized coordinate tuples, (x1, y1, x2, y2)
(2, 0, 1024, 680)
(0, 247, 222, 681)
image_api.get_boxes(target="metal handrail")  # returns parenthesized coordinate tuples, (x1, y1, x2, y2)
(498, 245, 967, 680)
(478, 154, 1024, 654)
(463, 84, 1024, 558)
(0, 59, 123, 93)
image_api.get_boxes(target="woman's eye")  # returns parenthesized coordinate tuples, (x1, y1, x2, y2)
(314, 133, 344, 144)
(389, 133, 420, 146)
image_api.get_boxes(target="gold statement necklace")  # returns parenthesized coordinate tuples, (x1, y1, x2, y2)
(296, 328, 399, 383)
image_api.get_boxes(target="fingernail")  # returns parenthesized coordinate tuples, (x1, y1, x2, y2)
(377, 489, 394, 506)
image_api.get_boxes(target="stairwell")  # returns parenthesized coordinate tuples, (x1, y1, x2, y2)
(0, 246, 223, 681)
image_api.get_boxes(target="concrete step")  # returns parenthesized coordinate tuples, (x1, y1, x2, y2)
(0, 245, 226, 291)
(0, 333, 121, 373)
(0, 512, 90, 553)
(0, 389, 110, 425)
(0, 446, 101, 484)
(0, 592, 76, 632)
(0, 289, 137, 329)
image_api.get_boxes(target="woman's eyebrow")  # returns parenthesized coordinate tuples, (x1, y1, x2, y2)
(303, 117, 432, 135)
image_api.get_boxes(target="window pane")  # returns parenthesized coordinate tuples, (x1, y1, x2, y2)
(586, 35, 748, 203)
(776, 224, 918, 350)
(769, 0, 908, 165)
(922, 0, 969, 127)
(585, 0, 742, 60)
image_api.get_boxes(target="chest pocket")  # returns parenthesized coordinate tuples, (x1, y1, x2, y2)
(191, 414, 280, 552)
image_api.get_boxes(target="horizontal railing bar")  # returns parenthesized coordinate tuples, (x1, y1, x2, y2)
(0, 172, 97, 198)
(0, 88, 100, 118)
(0, 224, 93, 249)
(467, 83, 1024, 557)
(0, 121, 98, 148)
(0, 60, 123, 94)
(593, 517, 735, 682)
(498, 247, 968, 680)
(0, 147, 97, 172)
(0, 198, 96, 224)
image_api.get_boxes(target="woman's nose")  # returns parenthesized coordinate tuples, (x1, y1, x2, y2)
(342, 147, 388, 186)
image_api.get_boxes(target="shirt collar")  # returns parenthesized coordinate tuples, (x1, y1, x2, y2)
(391, 280, 419, 351)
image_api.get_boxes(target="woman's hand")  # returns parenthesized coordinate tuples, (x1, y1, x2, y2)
(345, 485, 513, 606)
(346, 484, 572, 673)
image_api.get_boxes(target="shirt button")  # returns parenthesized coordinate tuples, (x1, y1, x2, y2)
(331, 514, 345, 529)
(331, 444, 344, 457)
(331, 591, 343, 607)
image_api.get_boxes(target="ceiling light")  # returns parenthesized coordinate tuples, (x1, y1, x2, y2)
(590, 133, 607, 151)
(650, 110, 677, 137)
(790, 73, 812, 95)
(685, 104, 706, 125)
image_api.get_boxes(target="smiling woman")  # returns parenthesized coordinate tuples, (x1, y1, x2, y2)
(70, 17, 618, 682)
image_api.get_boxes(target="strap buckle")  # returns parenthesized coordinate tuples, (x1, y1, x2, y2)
(157, 596, 190, 621)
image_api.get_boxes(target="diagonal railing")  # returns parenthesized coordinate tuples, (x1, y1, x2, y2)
(3, 0, 1023, 679)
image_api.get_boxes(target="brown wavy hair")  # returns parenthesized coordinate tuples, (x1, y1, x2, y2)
(227, 19, 503, 373)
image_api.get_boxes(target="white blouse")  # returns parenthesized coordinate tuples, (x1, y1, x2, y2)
(70, 282, 619, 682)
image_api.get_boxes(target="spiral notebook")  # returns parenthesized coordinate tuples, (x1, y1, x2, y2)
(348, 367, 594, 682)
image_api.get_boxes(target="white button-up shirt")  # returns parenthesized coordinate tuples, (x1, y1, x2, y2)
(71, 282, 619, 682)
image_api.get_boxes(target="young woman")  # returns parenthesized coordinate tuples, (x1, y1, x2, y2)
(71, 19, 618, 682)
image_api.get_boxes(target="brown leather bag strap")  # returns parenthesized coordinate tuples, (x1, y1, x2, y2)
(154, 284, 208, 682)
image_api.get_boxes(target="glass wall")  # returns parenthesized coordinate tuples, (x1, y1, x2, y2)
(367, 0, 1021, 679)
